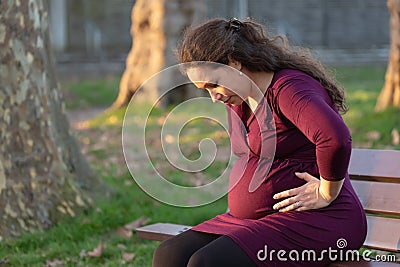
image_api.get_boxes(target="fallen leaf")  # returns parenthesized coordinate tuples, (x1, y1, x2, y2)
(45, 258, 64, 267)
(114, 226, 133, 239)
(81, 243, 105, 258)
(124, 180, 133, 186)
(79, 250, 87, 258)
(117, 243, 127, 250)
(75, 195, 85, 207)
(80, 218, 92, 224)
(124, 217, 150, 231)
(122, 252, 135, 262)
(0, 258, 10, 264)
(114, 217, 150, 239)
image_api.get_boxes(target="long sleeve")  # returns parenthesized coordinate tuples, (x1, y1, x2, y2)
(275, 73, 351, 181)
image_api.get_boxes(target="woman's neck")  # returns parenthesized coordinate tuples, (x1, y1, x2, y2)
(245, 71, 274, 111)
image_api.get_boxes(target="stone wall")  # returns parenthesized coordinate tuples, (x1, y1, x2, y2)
(50, 0, 390, 56)
(68, 0, 134, 53)
(49, 0, 390, 80)
(207, 0, 390, 49)
(50, 0, 135, 56)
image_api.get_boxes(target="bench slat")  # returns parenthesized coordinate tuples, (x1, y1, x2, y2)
(136, 206, 400, 252)
(136, 223, 191, 241)
(349, 149, 400, 182)
(137, 216, 400, 253)
(351, 180, 400, 216)
(364, 215, 400, 252)
(349, 174, 400, 184)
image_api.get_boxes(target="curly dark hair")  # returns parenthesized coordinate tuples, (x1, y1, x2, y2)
(177, 18, 347, 113)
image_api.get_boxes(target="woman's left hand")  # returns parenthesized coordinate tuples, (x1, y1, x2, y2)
(272, 172, 332, 212)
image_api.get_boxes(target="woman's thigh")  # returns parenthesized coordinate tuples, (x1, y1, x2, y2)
(152, 230, 220, 267)
(188, 235, 257, 267)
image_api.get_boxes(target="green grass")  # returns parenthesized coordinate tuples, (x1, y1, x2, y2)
(63, 77, 120, 109)
(336, 65, 400, 149)
(1, 66, 399, 266)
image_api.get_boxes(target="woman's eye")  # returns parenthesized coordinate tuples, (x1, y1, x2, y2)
(206, 83, 218, 89)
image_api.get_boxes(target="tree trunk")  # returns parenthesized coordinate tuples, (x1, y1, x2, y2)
(376, 0, 400, 111)
(0, 0, 105, 238)
(111, 0, 206, 109)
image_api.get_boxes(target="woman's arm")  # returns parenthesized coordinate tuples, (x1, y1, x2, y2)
(275, 74, 352, 181)
(272, 72, 351, 211)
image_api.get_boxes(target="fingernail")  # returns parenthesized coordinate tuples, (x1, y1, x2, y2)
(273, 195, 277, 199)
(295, 172, 301, 175)
(273, 205, 277, 209)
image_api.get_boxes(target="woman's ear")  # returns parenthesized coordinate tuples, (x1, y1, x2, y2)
(227, 56, 242, 71)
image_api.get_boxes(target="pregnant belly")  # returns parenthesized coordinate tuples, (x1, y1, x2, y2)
(228, 157, 314, 219)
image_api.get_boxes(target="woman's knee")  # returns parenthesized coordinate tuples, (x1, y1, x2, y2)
(153, 230, 220, 267)
(153, 237, 186, 267)
(187, 249, 210, 267)
(187, 236, 257, 267)
(152, 239, 171, 266)
(153, 232, 201, 267)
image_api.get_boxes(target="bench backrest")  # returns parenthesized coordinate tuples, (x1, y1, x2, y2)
(349, 149, 400, 252)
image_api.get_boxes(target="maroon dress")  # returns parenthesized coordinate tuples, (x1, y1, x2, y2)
(191, 69, 367, 266)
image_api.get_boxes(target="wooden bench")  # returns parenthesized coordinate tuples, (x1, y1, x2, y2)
(136, 148, 400, 266)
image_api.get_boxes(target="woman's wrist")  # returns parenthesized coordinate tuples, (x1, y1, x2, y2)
(318, 176, 345, 203)
(318, 185, 334, 203)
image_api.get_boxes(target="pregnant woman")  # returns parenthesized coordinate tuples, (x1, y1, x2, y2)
(153, 18, 367, 267)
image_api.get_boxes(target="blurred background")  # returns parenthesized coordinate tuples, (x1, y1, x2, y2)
(49, 0, 389, 81)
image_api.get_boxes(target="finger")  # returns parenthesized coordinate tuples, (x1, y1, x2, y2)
(295, 172, 316, 182)
(273, 187, 300, 200)
(279, 200, 301, 212)
(273, 197, 297, 210)
(295, 206, 308, 211)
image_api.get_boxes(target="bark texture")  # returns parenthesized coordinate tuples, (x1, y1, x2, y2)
(376, 0, 400, 111)
(111, 0, 206, 109)
(0, 0, 104, 238)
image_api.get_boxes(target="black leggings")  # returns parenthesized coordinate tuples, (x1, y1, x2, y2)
(152, 230, 258, 267)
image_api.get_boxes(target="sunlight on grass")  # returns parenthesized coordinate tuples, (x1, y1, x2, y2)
(346, 90, 378, 102)
(86, 107, 127, 128)
(334, 66, 400, 149)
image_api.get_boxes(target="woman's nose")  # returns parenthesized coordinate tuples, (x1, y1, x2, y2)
(210, 92, 222, 103)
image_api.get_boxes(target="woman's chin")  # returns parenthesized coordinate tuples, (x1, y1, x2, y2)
(229, 99, 244, 106)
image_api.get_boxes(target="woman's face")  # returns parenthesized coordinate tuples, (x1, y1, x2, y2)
(186, 64, 251, 106)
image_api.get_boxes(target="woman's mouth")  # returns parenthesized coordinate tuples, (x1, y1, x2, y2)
(222, 96, 231, 104)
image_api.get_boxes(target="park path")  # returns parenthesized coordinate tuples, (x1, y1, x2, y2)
(66, 107, 106, 129)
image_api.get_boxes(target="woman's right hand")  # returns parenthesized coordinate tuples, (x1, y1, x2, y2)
(272, 172, 339, 212)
